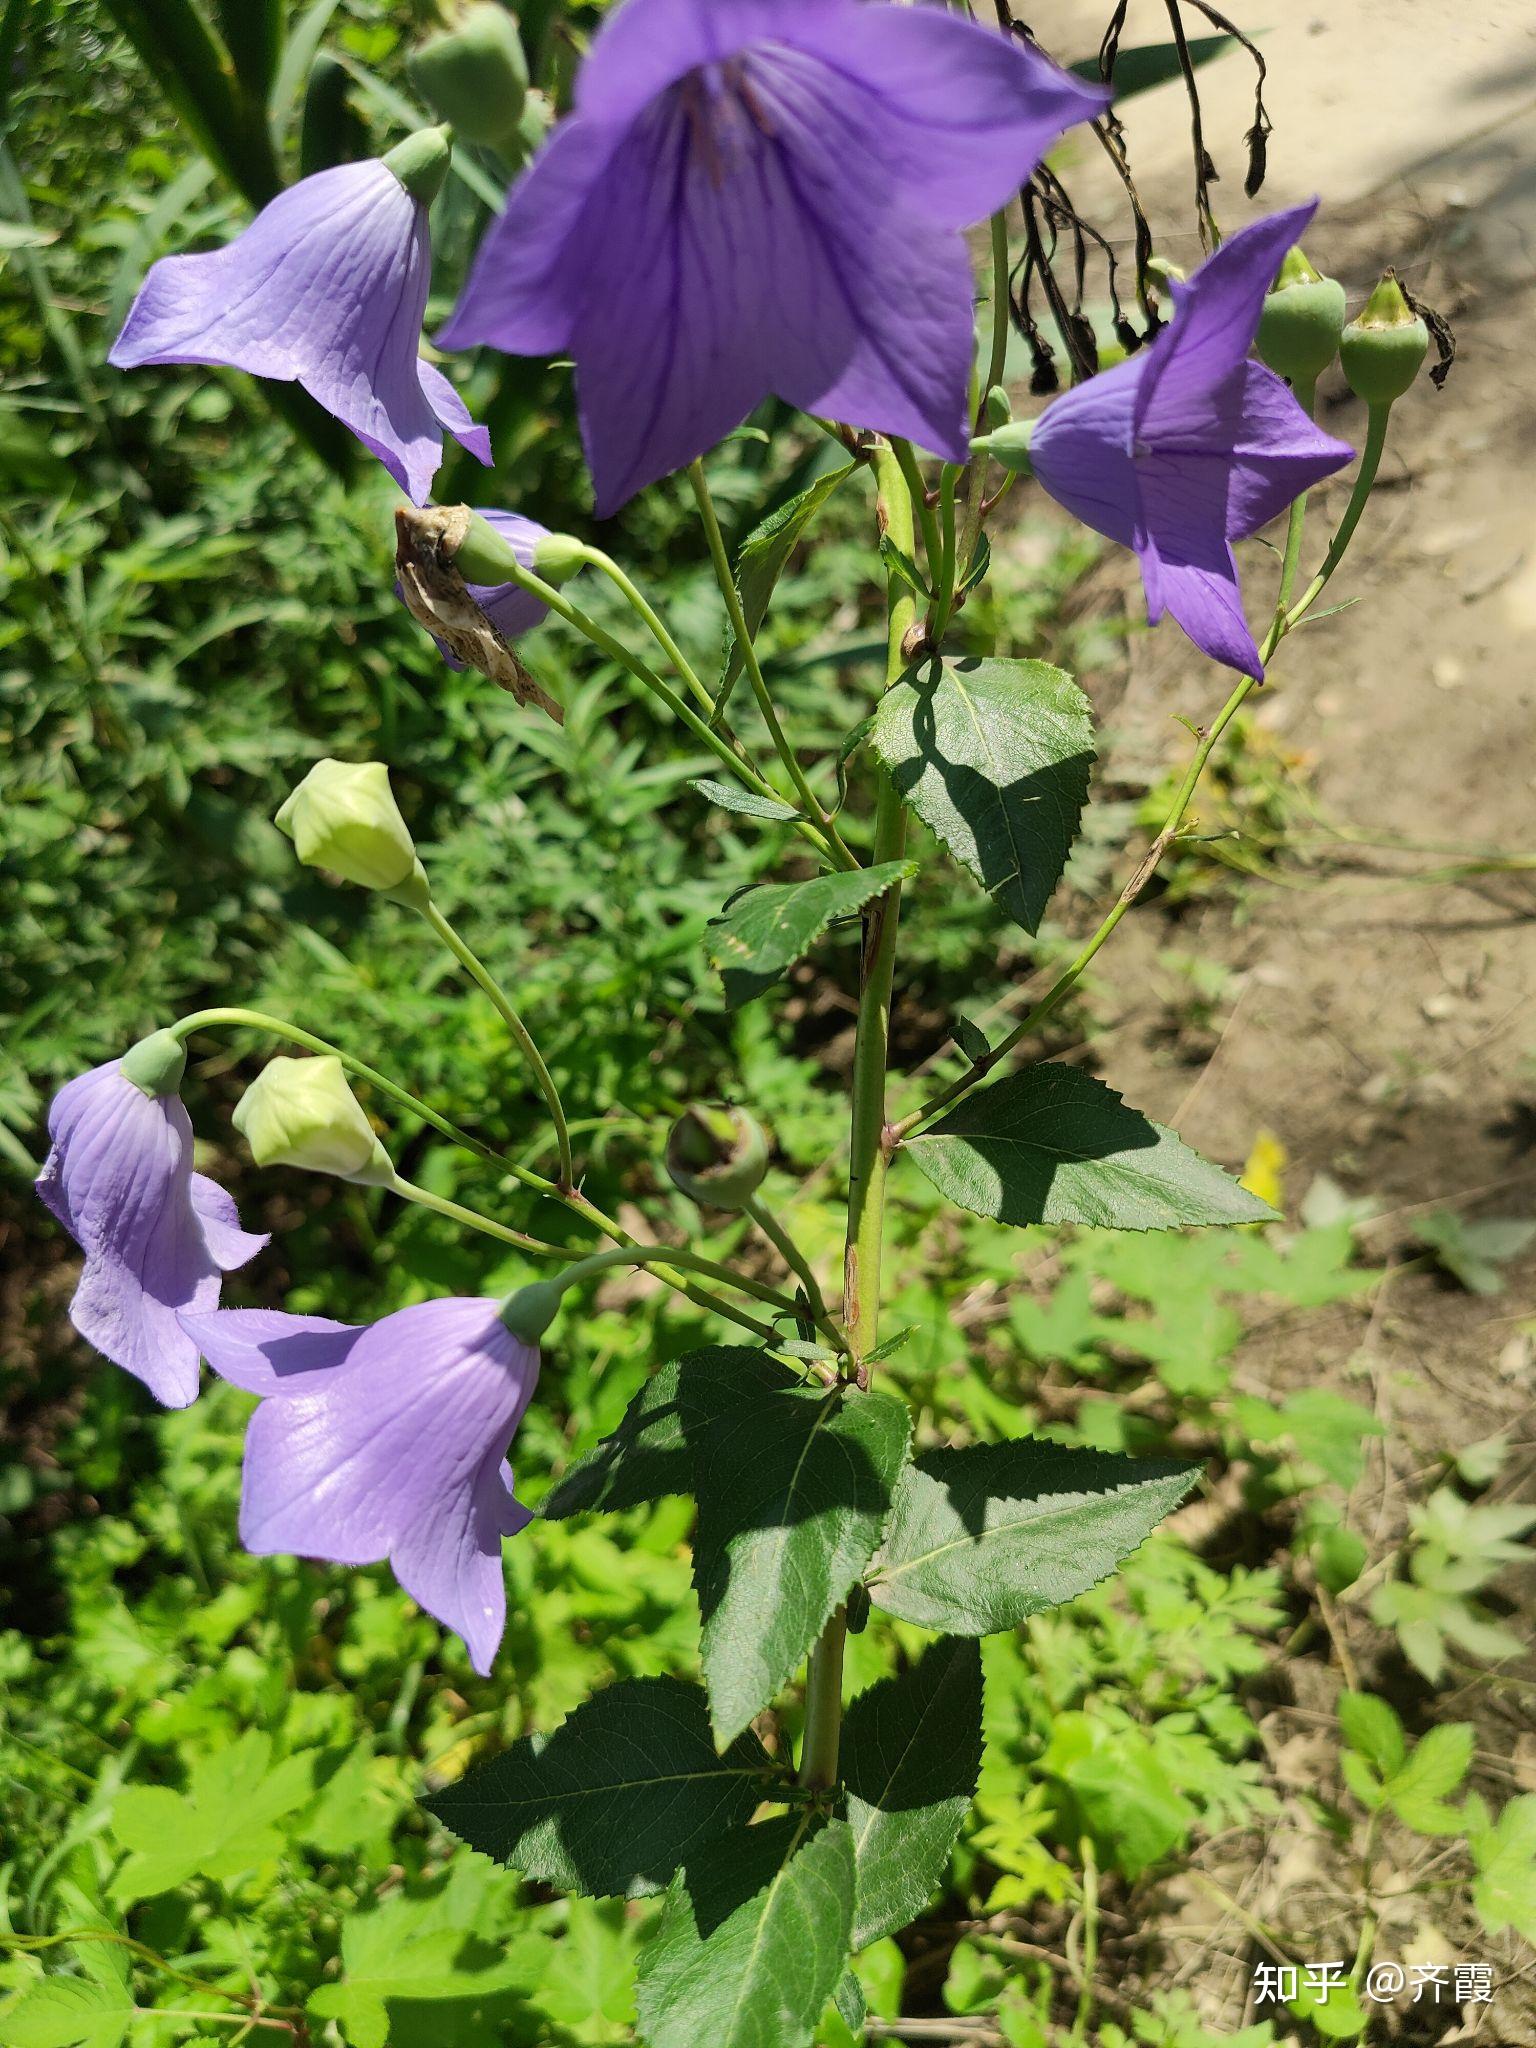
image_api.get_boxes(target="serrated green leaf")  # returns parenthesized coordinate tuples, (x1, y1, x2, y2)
(109, 1731, 316, 1901)
(867, 1441, 1197, 1634)
(720, 463, 857, 701)
(635, 1815, 855, 2048)
(0, 1978, 131, 2048)
(1386, 1721, 1473, 1833)
(695, 1387, 913, 1744)
(541, 1348, 791, 1519)
(1471, 1793, 1536, 1940)
(1337, 1692, 1405, 1777)
(689, 779, 801, 823)
(907, 1064, 1274, 1231)
(844, 1638, 982, 1946)
(708, 862, 916, 1009)
(873, 657, 1094, 935)
(426, 1677, 774, 1898)
(1340, 1751, 1385, 1811)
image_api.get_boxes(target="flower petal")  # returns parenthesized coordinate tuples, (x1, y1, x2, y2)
(1029, 353, 1144, 548)
(189, 1172, 269, 1273)
(419, 358, 494, 467)
(392, 1448, 531, 1675)
(181, 1308, 362, 1395)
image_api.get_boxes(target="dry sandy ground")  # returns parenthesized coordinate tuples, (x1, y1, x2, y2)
(994, 7, 1536, 2036)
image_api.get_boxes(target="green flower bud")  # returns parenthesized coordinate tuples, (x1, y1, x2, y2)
(498, 1279, 564, 1342)
(1340, 271, 1429, 406)
(276, 761, 423, 900)
(531, 532, 588, 585)
(665, 1104, 769, 1211)
(381, 124, 453, 206)
(970, 419, 1034, 477)
(408, 4, 528, 150)
(120, 1028, 188, 1099)
(983, 385, 1012, 431)
(1255, 244, 1346, 385)
(233, 1056, 394, 1185)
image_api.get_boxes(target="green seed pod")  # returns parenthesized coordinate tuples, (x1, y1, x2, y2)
(969, 419, 1033, 477)
(1340, 272, 1429, 407)
(234, 1056, 394, 1186)
(665, 1105, 769, 1211)
(1255, 244, 1346, 385)
(408, 3, 529, 151)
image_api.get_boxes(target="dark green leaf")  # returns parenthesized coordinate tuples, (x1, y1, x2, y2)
(953, 1017, 990, 1067)
(867, 1440, 1197, 1634)
(844, 1639, 982, 1946)
(425, 1678, 774, 1898)
(689, 779, 801, 823)
(720, 463, 857, 701)
(907, 1064, 1274, 1231)
(833, 1970, 866, 2034)
(1070, 33, 1235, 99)
(541, 1348, 791, 1519)
(873, 657, 1094, 936)
(695, 1387, 913, 1745)
(707, 862, 916, 1010)
(878, 534, 929, 598)
(635, 1816, 855, 2048)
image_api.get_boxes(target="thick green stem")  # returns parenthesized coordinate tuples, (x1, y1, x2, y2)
(798, 442, 917, 1796)
(688, 459, 859, 870)
(953, 209, 1013, 594)
(421, 900, 574, 1189)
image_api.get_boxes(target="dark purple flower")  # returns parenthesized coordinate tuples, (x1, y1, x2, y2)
(37, 1051, 267, 1409)
(180, 1299, 539, 1673)
(1029, 202, 1355, 676)
(110, 155, 492, 504)
(440, 0, 1107, 514)
(400, 507, 552, 666)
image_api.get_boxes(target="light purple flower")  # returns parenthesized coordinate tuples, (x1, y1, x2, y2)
(440, 0, 1107, 514)
(180, 1299, 539, 1673)
(401, 508, 551, 666)
(1029, 202, 1355, 676)
(37, 1059, 267, 1409)
(109, 159, 492, 504)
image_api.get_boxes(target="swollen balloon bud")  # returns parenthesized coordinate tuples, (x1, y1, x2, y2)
(1256, 244, 1346, 386)
(408, 4, 529, 150)
(276, 759, 427, 906)
(234, 1056, 394, 1185)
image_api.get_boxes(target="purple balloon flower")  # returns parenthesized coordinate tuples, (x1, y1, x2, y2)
(180, 1299, 540, 1673)
(110, 158, 492, 504)
(1030, 202, 1355, 676)
(37, 1057, 267, 1409)
(400, 508, 552, 666)
(440, 0, 1107, 514)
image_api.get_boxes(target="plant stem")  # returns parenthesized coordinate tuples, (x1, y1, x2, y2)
(743, 1195, 834, 1334)
(688, 458, 858, 868)
(1283, 400, 1390, 631)
(492, 550, 854, 869)
(419, 900, 574, 1189)
(169, 1007, 772, 1338)
(575, 544, 717, 716)
(388, 1173, 563, 1258)
(540, 1242, 803, 1321)
(953, 208, 1013, 589)
(798, 439, 918, 1795)
(890, 438, 942, 576)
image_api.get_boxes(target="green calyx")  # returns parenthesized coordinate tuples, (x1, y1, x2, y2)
(970, 418, 1033, 478)
(456, 510, 527, 585)
(498, 1279, 566, 1343)
(408, 4, 529, 150)
(666, 1105, 770, 1211)
(119, 1028, 188, 1099)
(382, 125, 453, 205)
(1256, 244, 1346, 385)
(1340, 271, 1429, 407)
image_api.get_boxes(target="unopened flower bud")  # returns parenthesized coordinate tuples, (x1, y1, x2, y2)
(531, 532, 588, 585)
(1340, 271, 1429, 406)
(1255, 244, 1346, 386)
(409, 4, 528, 150)
(381, 124, 453, 206)
(665, 1104, 769, 1211)
(498, 1278, 564, 1342)
(276, 760, 427, 906)
(983, 385, 1012, 432)
(119, 1028, 187, 1099)
(970, 419, 1034, 477)
(233, 1056, 394, 1185)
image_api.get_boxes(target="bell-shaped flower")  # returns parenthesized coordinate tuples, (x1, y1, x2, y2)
(36, 1033, 268, 1408)
(1029, 202, 1355, 676)
(440, 0, 1108, 513)
(109, 135, 492, 504)
(179, 1298, 540, 1673)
